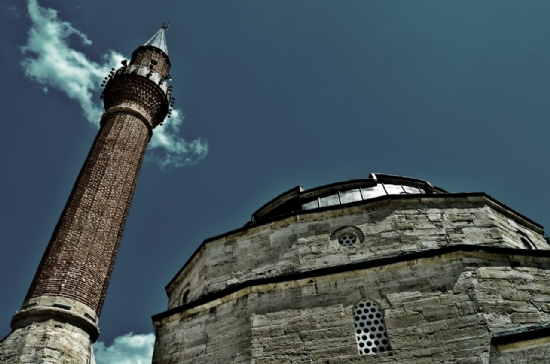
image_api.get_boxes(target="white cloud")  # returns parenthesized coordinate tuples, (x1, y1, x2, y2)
(148, 109, 209, 170)
(21, 0, 208, 169)
(22, 0, 116, 125)
(93, 332, 155, 364)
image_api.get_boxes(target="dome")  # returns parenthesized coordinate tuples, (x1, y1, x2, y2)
(248, 173, 447, 226)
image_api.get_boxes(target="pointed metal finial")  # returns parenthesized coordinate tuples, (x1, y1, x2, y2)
(144, 24, 169, 55)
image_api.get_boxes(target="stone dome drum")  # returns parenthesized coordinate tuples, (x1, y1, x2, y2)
(152, 174, 550, 363)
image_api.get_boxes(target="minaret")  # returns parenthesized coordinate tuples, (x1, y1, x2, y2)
(0, 25, 174, 363)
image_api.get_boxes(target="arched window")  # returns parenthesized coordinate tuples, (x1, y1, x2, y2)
(353, 298, 391, 355)
(520, 237, 534, 250)
(181, 289, 190, 305)
(517, 231, 535, 250)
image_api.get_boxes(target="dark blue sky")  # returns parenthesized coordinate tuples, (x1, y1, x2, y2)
(1, 0, 549, 349)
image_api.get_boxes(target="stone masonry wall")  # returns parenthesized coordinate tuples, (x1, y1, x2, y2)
(0, 319, 95, 364)
(167, 196, 547, 310)
(153, 253, 550, 363)
(467, 264, 550, 331)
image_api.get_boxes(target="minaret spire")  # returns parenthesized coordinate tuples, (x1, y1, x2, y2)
(0, 27, 174, 363)
(144, 22, 170, 55)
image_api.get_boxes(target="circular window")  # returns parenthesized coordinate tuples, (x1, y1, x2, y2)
(338, 233, 357, 247)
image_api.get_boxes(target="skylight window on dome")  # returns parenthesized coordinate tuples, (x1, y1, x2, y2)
(383, 184, 405, 195)
(301, 199, 319, 211)
(403, 186, 423, 194)
(340, 189, 362, 204)
(319, 194, 340, 207)
(360, 185, 386, 199)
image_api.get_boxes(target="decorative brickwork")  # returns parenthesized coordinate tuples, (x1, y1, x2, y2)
(103, 74, 168, 129)
(18, 32, 170, 322)
(24, 112, 149, 314)
(1, 27, 171, 363)
(131, 46, 171, 78)
(21, 36, 171, 319)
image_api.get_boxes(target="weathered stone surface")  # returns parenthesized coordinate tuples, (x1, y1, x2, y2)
(153, 253, 550, 363)
(153, 193, 549, 363)
(0, 319, 95, 364)
(166, 197, 547, 310)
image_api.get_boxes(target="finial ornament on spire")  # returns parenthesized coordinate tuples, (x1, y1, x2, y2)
(163, 22, 170, 30)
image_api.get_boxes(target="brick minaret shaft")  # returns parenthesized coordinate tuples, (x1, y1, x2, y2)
(9, 26, 174, 346)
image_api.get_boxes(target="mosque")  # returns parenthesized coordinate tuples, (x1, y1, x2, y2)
(1, 26, 550, 364)
(151, 173, 550, 363)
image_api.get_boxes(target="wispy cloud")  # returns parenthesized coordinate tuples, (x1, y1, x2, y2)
(8, 5, 22, 18)
(93, 332, 154, 364)
(22, 0, 114, 124)
(21, 0, 208, 169)
(148, 109, 209, 169)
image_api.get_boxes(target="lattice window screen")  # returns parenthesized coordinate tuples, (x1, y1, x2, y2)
(353, 299, 391, 355)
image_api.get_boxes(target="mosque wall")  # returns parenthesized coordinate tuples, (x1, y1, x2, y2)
(166, 195, 547, 310)
(153, 252, 550, 363)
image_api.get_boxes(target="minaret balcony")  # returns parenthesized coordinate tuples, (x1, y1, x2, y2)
(110, 64, 172, 101)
